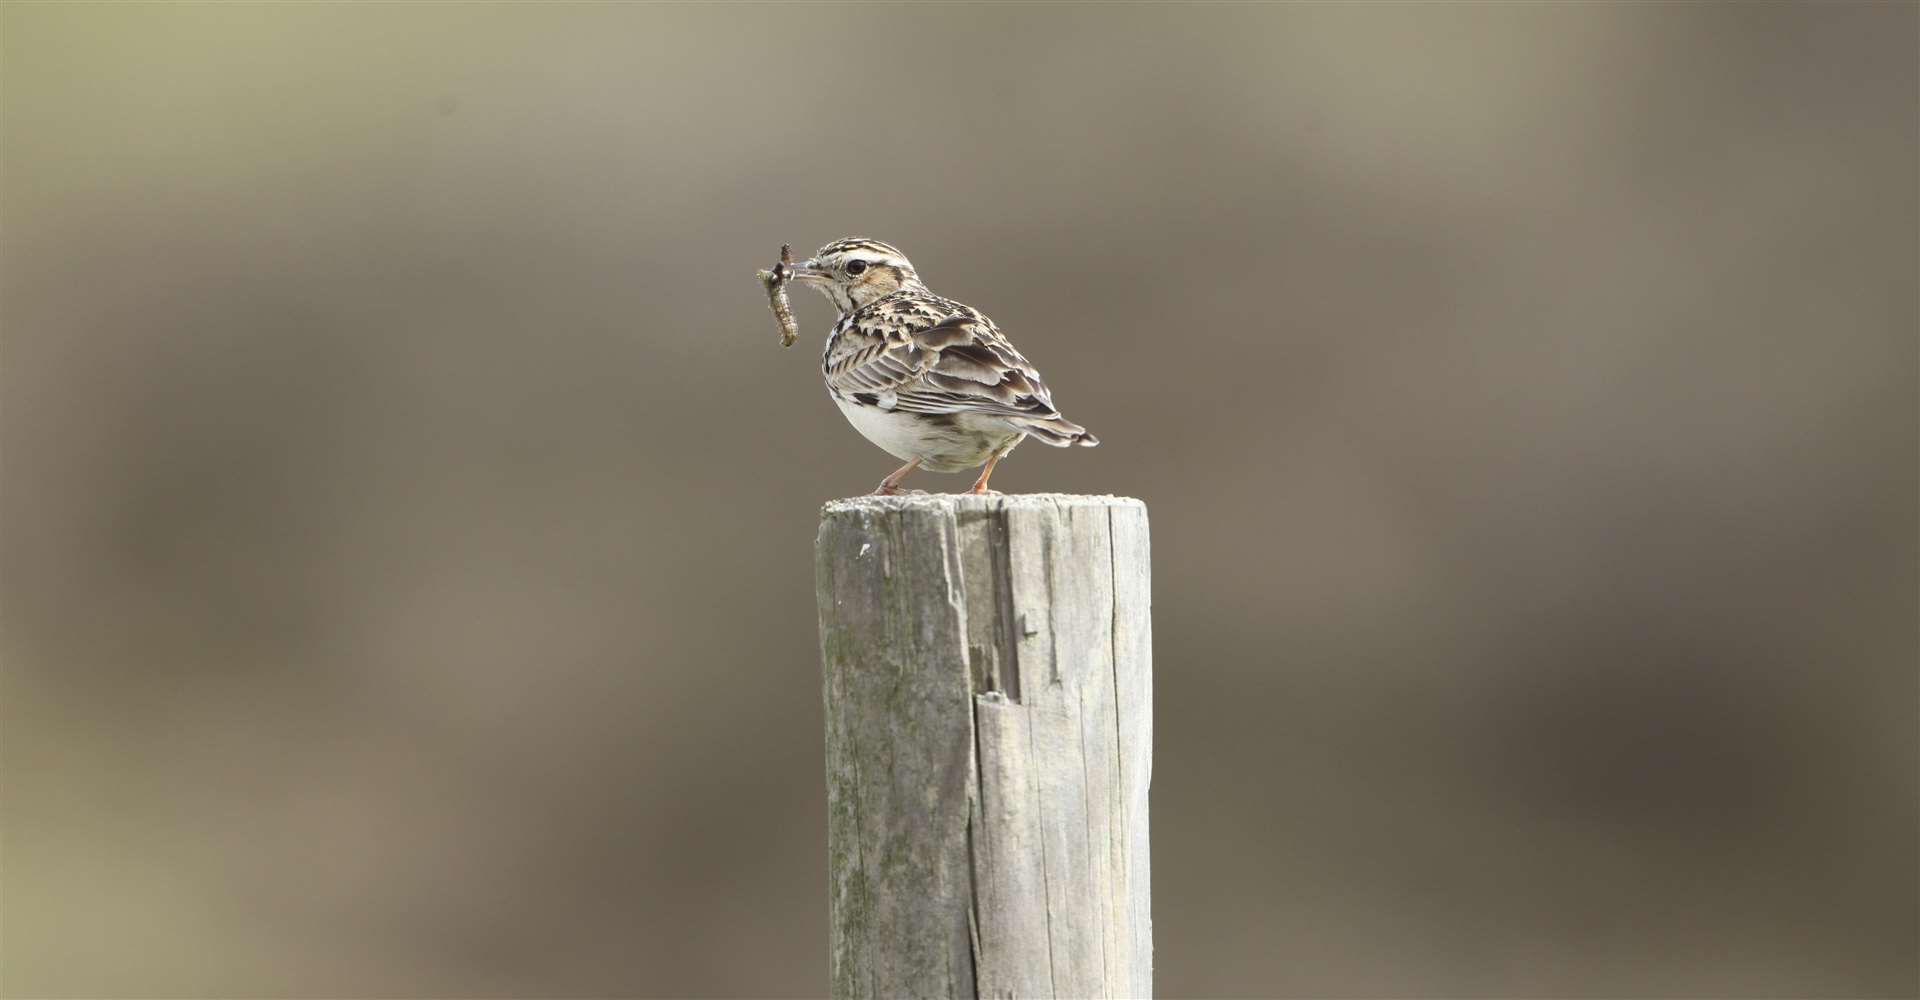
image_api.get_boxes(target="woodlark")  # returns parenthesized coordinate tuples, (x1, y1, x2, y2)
(783, 237, 1098, 495)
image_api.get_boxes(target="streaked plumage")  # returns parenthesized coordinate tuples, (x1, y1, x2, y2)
(784, 237, 1097, 494)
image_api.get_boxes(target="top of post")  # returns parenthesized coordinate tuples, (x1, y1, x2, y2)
(820, 493, 1146, 519)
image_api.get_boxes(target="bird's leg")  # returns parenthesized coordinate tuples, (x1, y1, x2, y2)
(968, 453, 1005, 495)
(871, 459, 921, 496)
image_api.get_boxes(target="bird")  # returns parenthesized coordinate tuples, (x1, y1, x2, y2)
(781, 237, 1098, 496)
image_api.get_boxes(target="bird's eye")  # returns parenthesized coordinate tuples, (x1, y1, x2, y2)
(845, 260, 868, 276)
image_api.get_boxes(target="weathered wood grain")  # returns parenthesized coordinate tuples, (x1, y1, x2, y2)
(817, 494, 1152, 999)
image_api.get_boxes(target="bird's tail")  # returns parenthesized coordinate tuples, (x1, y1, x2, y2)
(1016, 416, 1099, 448)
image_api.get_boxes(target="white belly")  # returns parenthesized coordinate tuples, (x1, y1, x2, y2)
(834, 395, 937, 462)
(832, 395, 1021, 473)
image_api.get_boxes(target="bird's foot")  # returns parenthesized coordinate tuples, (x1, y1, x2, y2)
(872, 460, 923, 496)
(968, 487, 1003, 496)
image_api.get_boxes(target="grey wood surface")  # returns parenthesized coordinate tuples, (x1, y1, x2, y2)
(816, 494, 1152, 999)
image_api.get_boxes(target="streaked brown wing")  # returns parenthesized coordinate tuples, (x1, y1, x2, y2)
(828, 313, 1060, 420)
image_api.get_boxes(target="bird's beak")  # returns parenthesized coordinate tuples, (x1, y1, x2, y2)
(782, 258, 831, 284)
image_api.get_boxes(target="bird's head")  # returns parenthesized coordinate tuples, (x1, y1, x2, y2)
(786, 237, 926, 313)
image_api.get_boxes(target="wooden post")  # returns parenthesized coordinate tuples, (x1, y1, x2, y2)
(816, 494, 1152, 1000)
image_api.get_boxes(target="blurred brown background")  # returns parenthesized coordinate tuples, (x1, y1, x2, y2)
(3, 3, 1914, 997)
